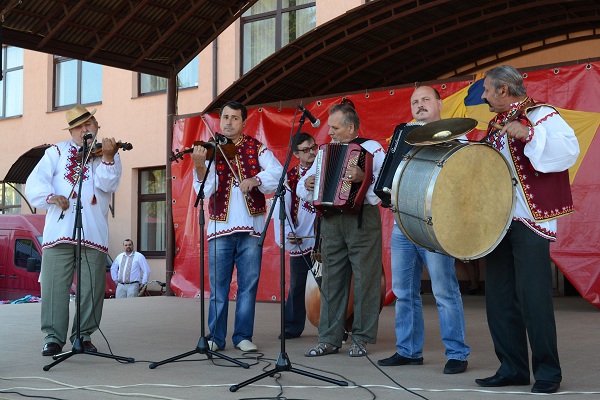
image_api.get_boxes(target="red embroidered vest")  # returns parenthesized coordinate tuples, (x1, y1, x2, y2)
(209, 135, 267, 221)
(486, 100, 574, 221)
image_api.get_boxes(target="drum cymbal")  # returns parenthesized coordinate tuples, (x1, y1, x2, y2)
(404, 118, 478, 145)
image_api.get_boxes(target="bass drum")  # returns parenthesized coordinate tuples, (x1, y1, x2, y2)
(391, 142, 515, 260)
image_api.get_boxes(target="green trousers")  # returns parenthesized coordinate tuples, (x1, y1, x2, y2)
(41, 244, 106, 346)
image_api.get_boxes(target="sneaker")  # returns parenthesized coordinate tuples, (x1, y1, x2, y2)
(443, 359, 468, 374)
(207, 340, 220, 351)
(235, 339, 258, 352)
(377, 352, 423, 366)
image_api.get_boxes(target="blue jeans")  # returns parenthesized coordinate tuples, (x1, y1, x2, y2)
(391, 224, 470, 360)
(207, 233, 262, 349)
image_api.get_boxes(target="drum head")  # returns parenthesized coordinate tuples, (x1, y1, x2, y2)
(430, 144, 514, 259)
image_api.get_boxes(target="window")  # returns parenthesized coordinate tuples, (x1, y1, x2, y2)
(53, 56, 102, 109)
(14, 239, 42, 269)
(138, 168, 166, 257)
(1, 183, 22, 214)
(139, 56, 199, 95)
(1, 46, 24, 119)
(241, 0, 316, 74)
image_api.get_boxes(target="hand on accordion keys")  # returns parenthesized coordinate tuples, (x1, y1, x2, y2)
(344, 164, 364, 183)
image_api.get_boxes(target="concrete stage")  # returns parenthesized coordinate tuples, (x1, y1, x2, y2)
(1, 294, 599, 400)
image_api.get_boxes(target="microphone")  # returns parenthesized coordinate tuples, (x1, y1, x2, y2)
(83, 132, 94, 141)
(298, 106, 320, 128)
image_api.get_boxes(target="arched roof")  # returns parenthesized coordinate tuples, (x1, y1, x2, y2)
(205, 0, 600, 111)
(0, 0, 259, 77)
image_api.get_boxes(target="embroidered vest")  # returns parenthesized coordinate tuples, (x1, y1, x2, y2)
(287, 165, 314, 227)
(209, 135, 266, 221)
(486, 99, 574, 221)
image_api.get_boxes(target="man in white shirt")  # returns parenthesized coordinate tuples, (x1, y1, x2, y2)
(111, 239, 150, 298)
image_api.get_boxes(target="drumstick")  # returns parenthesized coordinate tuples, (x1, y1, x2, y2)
(475, 118, 504, 130)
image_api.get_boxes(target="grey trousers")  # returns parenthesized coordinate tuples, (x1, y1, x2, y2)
(318, 204, 382, 347)
(41, 244, 106, 345)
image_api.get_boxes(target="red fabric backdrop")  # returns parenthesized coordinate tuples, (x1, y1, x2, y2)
(171, 62, 600, 308)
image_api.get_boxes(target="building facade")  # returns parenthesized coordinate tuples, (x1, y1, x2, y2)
(1, 0, 598, 281)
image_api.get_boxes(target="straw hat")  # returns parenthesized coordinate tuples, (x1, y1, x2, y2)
(63, 105, 96, 130)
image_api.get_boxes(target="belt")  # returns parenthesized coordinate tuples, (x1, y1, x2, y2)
(119, 281, 139, 285)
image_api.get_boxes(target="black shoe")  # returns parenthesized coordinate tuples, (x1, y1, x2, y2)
(278, 332, 300, 339)
(443, 359, 468, 374)
(532, 381, 560, 394)
(83, 341, 97, 352)
(475, 373, 530, 387)
(377, 353, 423, 366)
(42, 342, 63, 356)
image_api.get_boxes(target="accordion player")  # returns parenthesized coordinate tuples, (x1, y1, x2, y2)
(312, 142, 374, 214)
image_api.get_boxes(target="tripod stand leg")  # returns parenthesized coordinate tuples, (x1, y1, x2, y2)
(43, 337, 135, 371)
(229, 352, 347, 392)
(149, 337, 250, 369)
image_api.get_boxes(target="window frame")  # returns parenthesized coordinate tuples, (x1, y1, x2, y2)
(137, 55, 199, 96)
(52, 55, 102, 110)
(137, 166, 167, 258)
(1, 45, 24, 119)
(240, 0, 316, 75)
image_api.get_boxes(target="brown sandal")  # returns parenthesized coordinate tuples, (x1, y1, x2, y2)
(305, 342, 339, 357)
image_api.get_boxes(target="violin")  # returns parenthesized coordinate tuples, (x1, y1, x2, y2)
(170, 137, 237, 163)
(76, 141, 133, 162)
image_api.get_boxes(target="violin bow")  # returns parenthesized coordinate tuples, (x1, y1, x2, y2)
(200, 115, 244, 183)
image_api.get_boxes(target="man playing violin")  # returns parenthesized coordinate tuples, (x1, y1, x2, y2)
(191, 101, 283, 352)
(25, 105, 121, 356)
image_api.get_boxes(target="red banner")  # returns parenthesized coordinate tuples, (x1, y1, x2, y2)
(171, 62, 600, 308)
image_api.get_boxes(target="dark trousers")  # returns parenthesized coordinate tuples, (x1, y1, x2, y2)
(284, 253, 311, 336)
(485, 220, 561, 383)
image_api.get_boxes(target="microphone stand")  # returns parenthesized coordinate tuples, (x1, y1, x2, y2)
(149, 148, 249, 370)
(44, 137, 134, 371)
(229, 108, 348, 392)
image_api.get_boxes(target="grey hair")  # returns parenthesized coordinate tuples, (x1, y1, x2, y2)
(329, 103, 360, 131)
(484, 65, 527, 97)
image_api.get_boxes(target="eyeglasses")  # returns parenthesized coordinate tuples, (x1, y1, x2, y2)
(296, 144, 318, 154)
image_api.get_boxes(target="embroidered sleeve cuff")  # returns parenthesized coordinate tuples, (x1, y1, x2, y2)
(255, 176, 263, 186)
(522, 126, 535, 143)
(45, 194, 55, 204)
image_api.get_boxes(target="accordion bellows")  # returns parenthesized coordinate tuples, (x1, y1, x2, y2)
(312, 142, 373, 214)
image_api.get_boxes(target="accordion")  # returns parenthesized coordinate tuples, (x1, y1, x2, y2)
(374, 121, 425, 207)
(312, 142, 373, 214)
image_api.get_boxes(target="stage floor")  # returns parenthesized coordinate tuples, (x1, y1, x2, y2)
(1, 294, 599, 400)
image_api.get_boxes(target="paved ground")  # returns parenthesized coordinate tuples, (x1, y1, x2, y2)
(1, 294, 599, 400)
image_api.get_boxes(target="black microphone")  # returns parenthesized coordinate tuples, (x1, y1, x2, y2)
(83, 132, 94, 141)
(298, 106, 320, 128)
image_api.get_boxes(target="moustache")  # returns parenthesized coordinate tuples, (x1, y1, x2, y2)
(417, 108, 428, 114)
(483, 99, 492, 106)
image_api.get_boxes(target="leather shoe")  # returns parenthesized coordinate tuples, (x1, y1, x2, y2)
(377, 353, 423, 366)
(443, 359, 468, 374)
(475, 373, 530, 387)
(278, 332, 300, 339)
(42, 342, 63, 356)
(532, 381, 560, 394)
(82, 341, 97, 352)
